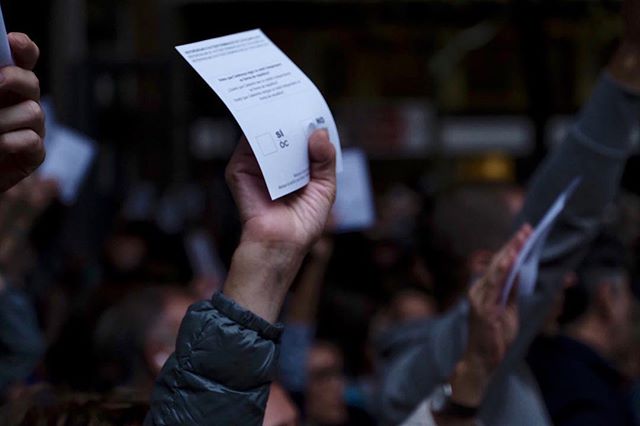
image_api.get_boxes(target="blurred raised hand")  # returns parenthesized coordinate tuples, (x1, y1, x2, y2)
(444, 224, 532, 410)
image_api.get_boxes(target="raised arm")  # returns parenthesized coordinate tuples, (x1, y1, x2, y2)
(378, 3, 640, 423)
(145, 131, 336, 425)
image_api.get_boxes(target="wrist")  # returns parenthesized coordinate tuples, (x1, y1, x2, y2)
(608, 41, 640, 93)
(223, 240, 306, 323)
(449, 353, 492, 408)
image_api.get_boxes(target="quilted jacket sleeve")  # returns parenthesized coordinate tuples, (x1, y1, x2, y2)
(145, 292, 283, 426)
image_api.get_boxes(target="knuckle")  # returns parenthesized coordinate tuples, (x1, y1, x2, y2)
(23, 129, 42, 150)
(24, 100, 43, 124)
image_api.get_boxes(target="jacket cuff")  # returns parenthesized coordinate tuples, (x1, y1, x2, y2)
(573, 73, 640, 158)
(212, 292, 283, 342)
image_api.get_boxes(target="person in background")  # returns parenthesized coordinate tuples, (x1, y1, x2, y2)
(304, 340, 374, 426)
(376, 0, 640, 423)
(402, 225, 531, 426)
(278, 235, 376, 425)
(94, 285, 196, 395)
(278, 236, 334, 397)
(528, 233, 637, 425)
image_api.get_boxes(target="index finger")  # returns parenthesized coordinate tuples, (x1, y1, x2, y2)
(7, 33, 39, 71)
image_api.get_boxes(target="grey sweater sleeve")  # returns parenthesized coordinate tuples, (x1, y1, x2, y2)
(145, 292, 283, 426)
(479, 72, 639, 424)
(501, 73, 640, 367)
(377, 74, 639, 425)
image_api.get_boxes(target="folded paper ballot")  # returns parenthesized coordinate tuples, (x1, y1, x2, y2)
(176, 29, 342, 200)
(0, 3, 13, 67)
(332, 148, 376, 233)
(500, 178, 581, 305)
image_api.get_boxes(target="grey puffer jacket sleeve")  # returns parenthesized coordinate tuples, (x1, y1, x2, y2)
(145, 292, 283, 426)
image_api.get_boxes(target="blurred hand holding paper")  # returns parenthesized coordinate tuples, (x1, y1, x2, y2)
(332, 149, 375, 233)
(176, 29, 342, 200)
(500, 178, 581, 305)
(0, 4, 12, 67)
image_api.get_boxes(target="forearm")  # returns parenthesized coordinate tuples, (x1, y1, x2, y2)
(224, 240, 305, 324)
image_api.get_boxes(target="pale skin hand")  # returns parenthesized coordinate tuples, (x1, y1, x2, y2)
(223, 130, 337, 323)
(444, 224, 532, 410)
(0, 33, 45, 191)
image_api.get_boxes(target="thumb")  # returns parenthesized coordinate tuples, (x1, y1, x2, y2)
(308, 129, 337, 189)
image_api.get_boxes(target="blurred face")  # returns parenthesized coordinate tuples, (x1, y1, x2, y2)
(306, 344, 347, 425)
(106, 234, 147, 272)
(390, 290, 435, 323)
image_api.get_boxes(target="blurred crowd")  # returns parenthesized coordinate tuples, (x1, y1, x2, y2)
(0, 1, 639, 426)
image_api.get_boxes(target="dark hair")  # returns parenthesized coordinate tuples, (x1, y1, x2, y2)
(93, 286, 173, 389)
(559, 232, 628, 325)
(425, 184, 516, 307)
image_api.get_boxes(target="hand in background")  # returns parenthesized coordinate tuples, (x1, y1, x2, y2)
(449, 224, 532, 408)
(0, 33, 45, 191)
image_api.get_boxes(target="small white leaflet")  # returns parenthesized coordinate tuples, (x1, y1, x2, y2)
(0, 3, 12, 68)
(176, 29, 342, 200)
(332, 148, 376, 233)
(38, 126, 97, 204)
(500, 177, 581, 306)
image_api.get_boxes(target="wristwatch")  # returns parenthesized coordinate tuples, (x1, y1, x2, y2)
(429, 383, 479, 419)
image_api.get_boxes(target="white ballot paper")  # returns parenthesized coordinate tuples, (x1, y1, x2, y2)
(332, 148, 375, 233)
(176, 29, 342, 200)
(0, 3, 13, 67)
(500, 178, 581, 306)
(39, 126, 97, 204)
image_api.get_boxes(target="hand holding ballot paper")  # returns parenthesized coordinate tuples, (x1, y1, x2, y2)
(0, 6, 46, 191)
(500, 178, 581, 306)
(177, 29, 342, 200)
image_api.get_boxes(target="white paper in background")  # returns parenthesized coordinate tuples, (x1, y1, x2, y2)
(500, 178, 581, 306)
(38, 126, 97, 204)
(332, 149, 375, 233)
(184, 229, 226, 281)
(0, 4, 12, 68)
(176, 29, 342, 200)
